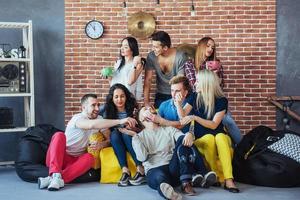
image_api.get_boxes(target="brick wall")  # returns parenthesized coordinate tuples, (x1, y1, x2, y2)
(64, 0, 276, 134)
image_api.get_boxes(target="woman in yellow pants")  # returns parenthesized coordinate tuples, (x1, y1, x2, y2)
(180, 69, 239, 193)
(194, 133, 233, 183)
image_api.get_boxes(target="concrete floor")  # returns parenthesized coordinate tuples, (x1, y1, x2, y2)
(0, 166, 299, 200)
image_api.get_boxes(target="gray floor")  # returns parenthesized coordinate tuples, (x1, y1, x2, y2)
(0, 166, 299, 200)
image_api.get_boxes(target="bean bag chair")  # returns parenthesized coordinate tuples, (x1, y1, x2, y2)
(100, 147, 136, 183)
(233, 126, 300, 187)
(87, 131, 105, 169)
(15, 124, 100, 183)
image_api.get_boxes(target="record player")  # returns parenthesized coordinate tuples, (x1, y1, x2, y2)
(0, 62, 27, 93)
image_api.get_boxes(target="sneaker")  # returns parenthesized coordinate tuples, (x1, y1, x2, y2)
(160, 183, 182, 200)
(191, 174, 203, 187)
(181, 182, 196, 196)
(48, 174, 64, 191)
(129, 172, 146, 186)
(118, 172, 130, 187)
(201, 171, 217, 188)
(38, 176, 52, 189)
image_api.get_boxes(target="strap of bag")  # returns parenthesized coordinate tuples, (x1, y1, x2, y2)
(244, 133, 283, 160)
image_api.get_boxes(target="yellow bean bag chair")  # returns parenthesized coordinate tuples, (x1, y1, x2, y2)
(99, 147, 137, 183)
(87, 131, 105, 169)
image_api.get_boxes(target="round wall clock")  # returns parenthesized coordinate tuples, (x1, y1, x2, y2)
(85, 20, 104, 39)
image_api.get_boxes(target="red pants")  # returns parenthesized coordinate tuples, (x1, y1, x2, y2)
(46, 132, 94, 183)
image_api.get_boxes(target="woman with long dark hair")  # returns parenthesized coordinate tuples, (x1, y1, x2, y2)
(104, 36, 144, 100)
(104, 83, 145, 187)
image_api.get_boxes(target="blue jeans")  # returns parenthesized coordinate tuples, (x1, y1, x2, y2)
(110, 129, 141, 168)
(147, 165, 180, 199)
(146, 136, 207, 199)
(222, 112, 243, 145)
(175, 136, 208, 177)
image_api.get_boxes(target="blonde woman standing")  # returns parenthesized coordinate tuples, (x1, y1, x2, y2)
(180, 69, 239, 193)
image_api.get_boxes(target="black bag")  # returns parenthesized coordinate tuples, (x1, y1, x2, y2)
(15, 124, 100, 183)
(233, 125, 300, 187)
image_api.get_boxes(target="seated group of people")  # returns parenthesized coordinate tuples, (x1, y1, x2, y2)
(37, 30, 243, 199)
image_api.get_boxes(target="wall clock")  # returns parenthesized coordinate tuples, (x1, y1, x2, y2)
(85, 20, 104, 39)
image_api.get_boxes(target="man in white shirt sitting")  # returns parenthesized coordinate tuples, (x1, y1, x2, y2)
(38, 94, 137, 191)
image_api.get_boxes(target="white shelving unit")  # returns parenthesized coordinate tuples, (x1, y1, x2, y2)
(0, 20, 35, 133)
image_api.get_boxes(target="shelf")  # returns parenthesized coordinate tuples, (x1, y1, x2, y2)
(0, 58, 30, 62)
(0, 127, 27, 133)
(0, 161, 14, 165)
(0, 22, 29, 29)
(0, 20, 35, 132)
(0, 93, 32, 97)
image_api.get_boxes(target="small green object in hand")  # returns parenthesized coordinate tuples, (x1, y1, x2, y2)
(101, 67, 114, 77)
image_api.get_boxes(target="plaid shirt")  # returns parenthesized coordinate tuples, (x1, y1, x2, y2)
(183, 60, 197, 91)
(183, 60, 224, 91)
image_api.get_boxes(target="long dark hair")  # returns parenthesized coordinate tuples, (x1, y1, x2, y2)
(104, 83, 138, 119)
(117, 37, 139, 71)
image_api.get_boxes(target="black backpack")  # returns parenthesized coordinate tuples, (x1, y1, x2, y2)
(233, 125, 300, 187)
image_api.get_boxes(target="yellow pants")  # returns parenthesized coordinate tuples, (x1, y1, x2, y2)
(194, 133, 233, 181)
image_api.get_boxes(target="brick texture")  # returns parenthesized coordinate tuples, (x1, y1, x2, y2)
(64, 0, 276, 134)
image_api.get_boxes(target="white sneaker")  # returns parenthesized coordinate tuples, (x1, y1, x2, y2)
(160, 183, 182, 200)
(48, 176, 64, 191)
(38, 176, 52, 189)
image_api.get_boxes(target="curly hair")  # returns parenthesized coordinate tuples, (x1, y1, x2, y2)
(104, 83, 138, 119)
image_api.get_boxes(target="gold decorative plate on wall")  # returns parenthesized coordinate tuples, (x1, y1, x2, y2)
(128, 11, 156, 39)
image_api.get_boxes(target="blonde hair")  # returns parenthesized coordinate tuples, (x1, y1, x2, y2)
(195, 69, 224, 118)
(194, 37, 216, 71)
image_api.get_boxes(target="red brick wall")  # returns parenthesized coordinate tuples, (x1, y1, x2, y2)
(64, 0, 276, 134)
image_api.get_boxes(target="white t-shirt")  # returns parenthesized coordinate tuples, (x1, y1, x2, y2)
(110, 59, 143, 100)
(65, 113, 104, 156)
